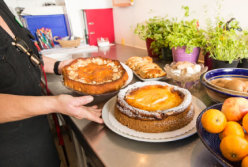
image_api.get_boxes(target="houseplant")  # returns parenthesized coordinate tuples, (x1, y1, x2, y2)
(166, 6, 205, 63)
(166, 19, 205, 63)
(238, 30, 248, 68)
(134, 16, 173, 58)
(204, 19, 247, 69)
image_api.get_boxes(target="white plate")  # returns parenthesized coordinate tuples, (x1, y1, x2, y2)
(133, 71, 166, 81)
(121, 63, 133, 88)
(102, 96, 206, 142)
(63, 62, 133, 96)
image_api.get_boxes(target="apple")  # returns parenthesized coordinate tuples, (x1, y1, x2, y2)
(221, 97, 248, 121)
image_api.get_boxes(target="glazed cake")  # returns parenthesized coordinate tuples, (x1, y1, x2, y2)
(62, 57, 128, 95)
(115, 81, 194, 133)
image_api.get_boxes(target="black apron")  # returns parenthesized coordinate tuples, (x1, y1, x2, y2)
(0, 1, 60, 166)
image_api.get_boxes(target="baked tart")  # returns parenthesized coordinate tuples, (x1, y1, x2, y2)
(115, 81, 194, 133)
(126, 56, 166, 79)
(62, 57, 128, 95)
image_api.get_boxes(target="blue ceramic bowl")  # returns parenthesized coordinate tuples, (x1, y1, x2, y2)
(196, 104, 241, 167)
(200, 68, 248, 102)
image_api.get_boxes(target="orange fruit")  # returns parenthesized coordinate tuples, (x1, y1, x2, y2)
(201, 109, 227, 133)
(220, 135, 248, 162)
(243, 113, 248, 132)
(242, 156, 248, 167)
(245, 134, 248, 142)
(219, 121, 245, 140)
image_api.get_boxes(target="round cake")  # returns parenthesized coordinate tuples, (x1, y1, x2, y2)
(62, 57, 128, 95)
(115, 81, 194, 133)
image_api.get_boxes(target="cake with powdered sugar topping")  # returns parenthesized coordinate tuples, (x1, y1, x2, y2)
(114, 81, 194, 133)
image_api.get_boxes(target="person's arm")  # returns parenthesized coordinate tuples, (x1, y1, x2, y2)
(0, 13, 102, 124)
(0, 94, 103, 124)
(42, 55, 73, 74)
(0, 57, 103, 124)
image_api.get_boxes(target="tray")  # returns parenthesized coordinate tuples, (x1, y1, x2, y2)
(132, 70, 167, 82)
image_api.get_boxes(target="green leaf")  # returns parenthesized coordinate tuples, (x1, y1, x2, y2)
(182, 6, 189, 17)
(204, 19, 248, 62)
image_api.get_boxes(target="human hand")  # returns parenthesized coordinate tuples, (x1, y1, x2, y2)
(58, 59, 74, 74)
(55, 94, 103, 124)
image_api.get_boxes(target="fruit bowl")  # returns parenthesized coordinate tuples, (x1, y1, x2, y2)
(200, 68, 248, 102)
(196, 103, 241, 167)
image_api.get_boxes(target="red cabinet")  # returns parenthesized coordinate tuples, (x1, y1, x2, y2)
(84, 8, 115, 46)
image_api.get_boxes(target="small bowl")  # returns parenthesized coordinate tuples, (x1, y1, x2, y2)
(196, 103, 241, 167)
(200, 68, 248, 102)
(164, 62, 208, 88)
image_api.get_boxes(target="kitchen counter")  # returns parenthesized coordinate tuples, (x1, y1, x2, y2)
(46, 44, 222, 167)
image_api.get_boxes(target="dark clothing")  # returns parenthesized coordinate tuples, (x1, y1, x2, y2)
(0, 1, 60, 166)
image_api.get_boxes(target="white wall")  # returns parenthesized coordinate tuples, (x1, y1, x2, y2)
(4, 0, 56, 12)
(4, 0, 62, 23)
(113, 0, 248, 49)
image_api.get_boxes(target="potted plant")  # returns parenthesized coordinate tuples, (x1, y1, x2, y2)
(134, 16, 172, 58)
(204, 19, 246, 69)
(238, 30, 248, 68)
(166, 19, 205, 63)
(166, 6, 205, 63)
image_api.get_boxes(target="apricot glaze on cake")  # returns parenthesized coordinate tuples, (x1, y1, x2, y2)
(115, 81, 194, 133)
(62, 57, 128, 95)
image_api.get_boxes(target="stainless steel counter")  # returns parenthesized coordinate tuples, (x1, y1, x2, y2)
(46, 45, 222, 167)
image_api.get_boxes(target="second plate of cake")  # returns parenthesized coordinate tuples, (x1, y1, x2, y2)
(125, 56, 167, 82)
(102, 81, 206, 142)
